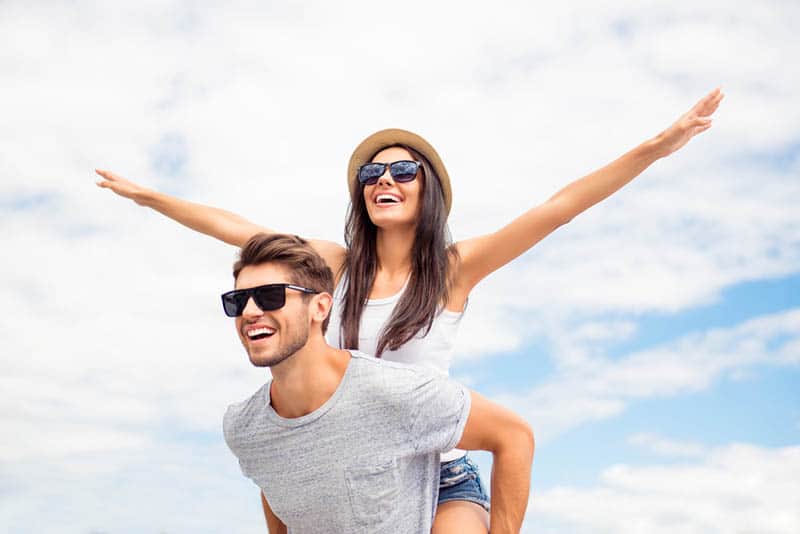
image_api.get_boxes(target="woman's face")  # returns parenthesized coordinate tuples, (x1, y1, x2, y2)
(362, 146, 423, 230)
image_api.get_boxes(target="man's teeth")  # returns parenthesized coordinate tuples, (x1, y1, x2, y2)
(247, 327, 274, 338)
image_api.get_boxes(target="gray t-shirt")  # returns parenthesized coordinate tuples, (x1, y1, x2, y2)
(223, 351, 472, 534)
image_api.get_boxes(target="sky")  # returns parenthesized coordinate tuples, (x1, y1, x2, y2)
(1, 0, 798, 532)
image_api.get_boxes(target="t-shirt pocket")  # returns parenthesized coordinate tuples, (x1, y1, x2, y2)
(344, 458, 399, 528)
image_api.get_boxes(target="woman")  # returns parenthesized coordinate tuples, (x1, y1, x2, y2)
(96, 88, 723, 533)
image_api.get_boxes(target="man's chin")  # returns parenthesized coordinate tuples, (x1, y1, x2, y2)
(244, 328, 308, 368)
(249, 350, 292, 368)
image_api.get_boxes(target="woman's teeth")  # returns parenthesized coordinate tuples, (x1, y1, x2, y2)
(376, 194, 401, 204)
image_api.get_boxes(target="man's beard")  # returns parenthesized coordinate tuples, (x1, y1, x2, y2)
(248, 311, 310, 368)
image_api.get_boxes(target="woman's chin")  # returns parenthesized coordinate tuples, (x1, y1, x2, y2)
(369, 212, 416, 231)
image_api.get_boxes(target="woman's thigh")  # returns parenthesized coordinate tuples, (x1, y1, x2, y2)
(432, 500, 489, 534)
(433, 455, 490, 533)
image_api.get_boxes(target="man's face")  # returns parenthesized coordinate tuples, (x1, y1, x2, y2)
(234, 263, 311, 368)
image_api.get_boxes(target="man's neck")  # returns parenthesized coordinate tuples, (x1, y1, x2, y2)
(269, 338, 351, 419)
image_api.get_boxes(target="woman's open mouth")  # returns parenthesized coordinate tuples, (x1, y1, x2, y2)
(375, 193, 402, 206)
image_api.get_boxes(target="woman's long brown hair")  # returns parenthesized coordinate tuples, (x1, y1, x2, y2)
(339, 145, 458, 356)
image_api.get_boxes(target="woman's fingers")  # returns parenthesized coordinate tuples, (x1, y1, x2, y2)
(692, 116, 713, 127)
(695, 122, 713, 134)
(95, 170, 115, 186)
(694, 88, 724, 117)
(95, 169, 118, 181)
(682, 115, 713, 142)
(95, 170, 118, 191)
(692, 125, 712, 138)
(96, 169, 111, 188)
(93, 168, 143, 200)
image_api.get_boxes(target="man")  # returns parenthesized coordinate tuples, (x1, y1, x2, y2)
(222, 233, 534, 533)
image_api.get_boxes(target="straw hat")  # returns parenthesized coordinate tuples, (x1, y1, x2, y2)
(347, 128, 452, 214)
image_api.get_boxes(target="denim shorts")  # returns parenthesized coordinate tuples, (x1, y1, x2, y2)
(437, 454, 490, 512)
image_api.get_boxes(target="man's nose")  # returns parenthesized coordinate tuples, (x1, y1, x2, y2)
(241, 296, 263, 317)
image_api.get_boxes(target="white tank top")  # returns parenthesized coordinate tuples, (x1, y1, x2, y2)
(325, 274, 467, 463)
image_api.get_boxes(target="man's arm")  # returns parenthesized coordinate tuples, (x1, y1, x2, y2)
(456, 391, 535, 534)
(260, 491, 287, 534)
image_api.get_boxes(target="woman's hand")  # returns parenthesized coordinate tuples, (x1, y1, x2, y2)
(653, 88, 724, 158)
(95, 169, 152, 205)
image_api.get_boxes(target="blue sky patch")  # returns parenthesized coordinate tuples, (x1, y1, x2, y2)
(149, 132, 189, 184)
(0, 191, 59, 212)
(608, 273, 800, 359)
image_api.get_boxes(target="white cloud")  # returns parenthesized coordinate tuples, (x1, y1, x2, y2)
(1, 441, 266, 534)
(529, 443, 800, 534)
(0, 418, 149, 462)
(499, 308, 800, 442)
(572, 321, 638, 343)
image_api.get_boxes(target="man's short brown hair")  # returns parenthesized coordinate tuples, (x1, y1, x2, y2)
(233, 233, 335, 333)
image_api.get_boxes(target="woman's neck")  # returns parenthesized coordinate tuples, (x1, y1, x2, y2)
(375, 225, 415, 275)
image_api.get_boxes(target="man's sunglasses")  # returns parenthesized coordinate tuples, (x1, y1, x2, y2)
(221, 283, 319, 317)
(357, 160, 421, 186)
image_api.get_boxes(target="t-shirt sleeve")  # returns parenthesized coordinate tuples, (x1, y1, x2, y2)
(222, 404, 242, 460)
(222, 401, 252, 478)
(404, 371, 472, 455)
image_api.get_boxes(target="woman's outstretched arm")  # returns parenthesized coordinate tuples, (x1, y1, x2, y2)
(96, 169, 270, 246)
(453, 87, 724, 292)
(95, 170, 347, 273)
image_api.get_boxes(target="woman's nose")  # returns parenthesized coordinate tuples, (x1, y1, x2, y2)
(377, 171, 394, 186)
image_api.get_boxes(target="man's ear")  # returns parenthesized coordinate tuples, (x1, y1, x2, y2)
(311, 292, 333, 325)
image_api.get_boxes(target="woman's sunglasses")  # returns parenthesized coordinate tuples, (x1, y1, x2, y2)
(357, 160, 421, 186)
(221, 283, 319, 317)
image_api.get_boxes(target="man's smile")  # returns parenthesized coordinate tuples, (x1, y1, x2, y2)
(245, 324, 276, 341)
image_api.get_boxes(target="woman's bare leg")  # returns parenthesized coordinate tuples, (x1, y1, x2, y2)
(431, 501, 489, 534)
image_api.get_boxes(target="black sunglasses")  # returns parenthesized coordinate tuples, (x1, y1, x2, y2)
(221, 283, 319, 317)
(357, 160, 421, 186)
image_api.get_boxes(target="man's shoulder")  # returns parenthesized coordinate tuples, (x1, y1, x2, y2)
(349, 351, 438, 379)
(223, 382, 270, 446)
(347, 351, 449, 399)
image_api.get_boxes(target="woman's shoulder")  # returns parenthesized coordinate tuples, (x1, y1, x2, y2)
(308, 239, 347, 285)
